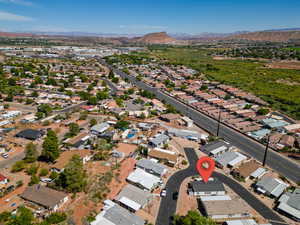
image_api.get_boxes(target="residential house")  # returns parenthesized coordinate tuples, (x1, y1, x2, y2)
(149, 134, 170, 148)
(277, 188, 300, 221)
(255, 176, 289, 198)
(159, 113, 181, 123)
(127, 168, 162, 191)
(201, 140, 232, 157)
(51, 150, 92, 173)
(232, 160, 264, 181)
(165, 126, 208, 142)
(64, 132, 90, 149)
(223, 219, 260, 225)
(20, 184, 68, 212)
(188, 178, 226, 196)
(199, 199, 252, 222)
(90, 122, 110, 135)
(148, 148, 178, 166)
(136, 159, 167, 177)
(278, 135, 295, 148)
(215, 151, 247, 168)
(15, 129, 43, 140)
(115, 184, 152, 212)
(91, 203, 145, 225)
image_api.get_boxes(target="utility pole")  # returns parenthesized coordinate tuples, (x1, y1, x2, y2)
(263, 134, 270, 167)
(216, 109, 222, 136)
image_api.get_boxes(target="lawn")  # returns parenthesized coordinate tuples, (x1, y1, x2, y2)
(150, 47, 300, 120)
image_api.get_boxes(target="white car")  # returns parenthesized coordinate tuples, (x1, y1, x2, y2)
(160, 189, 167, 197)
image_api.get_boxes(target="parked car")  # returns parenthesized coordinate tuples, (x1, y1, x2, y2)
(172, 191, 179, 200)
(160, 189, 167, 197)
(40, 178, 52, 183)
(1, 153, 8, 159)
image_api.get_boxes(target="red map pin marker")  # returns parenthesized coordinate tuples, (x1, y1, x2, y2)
(196, 156, 215, 183)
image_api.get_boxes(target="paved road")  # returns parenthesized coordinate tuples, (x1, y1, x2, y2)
(100, 59, 300, 183)
(156, 148, 287, 225)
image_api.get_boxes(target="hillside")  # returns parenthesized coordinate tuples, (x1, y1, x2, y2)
(135, 32, 176, 44)
(0, 31, 33, 37)
(228, 30, 300, 42)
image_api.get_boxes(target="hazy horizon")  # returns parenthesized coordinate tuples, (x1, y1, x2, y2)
(1, 0, 300, 34)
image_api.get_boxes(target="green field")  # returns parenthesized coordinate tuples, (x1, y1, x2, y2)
(150, 47, 300, 120)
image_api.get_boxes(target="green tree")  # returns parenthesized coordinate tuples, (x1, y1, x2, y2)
(37, 104, 52, 118)
(88, 96, 98, 105)
(29, 174, 40, 186)
(257, 108, 270, 115)
(11, 161, 26, 173)
(31, 91, 39, 98)
(7, 207, 34, 225)
(112, 77, 119, 84)
(172, 210, 216, 225)
(90, 118, 97, 127)
(24, 142, 38, 163)
(66, 123, 80, 137)
(41, 130, 60, 162)
(39, 168, 49, 177)
(55, 155, 87, 193)
(26, 163, 39, 176)
(108, 70, 114, 79)
(96, 90, 109, 100)
(45, 212, 67, 224)
(115, 120, 130, 130)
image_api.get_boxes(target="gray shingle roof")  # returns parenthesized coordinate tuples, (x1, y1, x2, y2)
(136, 159, 167, 176)
(20, 184, 67, 209)
(149, 134, 169, 146)
(103, 205, 145, 225)
(115, 184, 151, 207)
(256, 176, 288, 197)
(287, 189, 300, 210)
(190, 178, 225, 193)
(203, 140, 231, 153)
(215, 151, 238, 167)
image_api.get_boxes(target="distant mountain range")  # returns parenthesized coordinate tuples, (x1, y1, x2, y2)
(1, 28, 300, 43)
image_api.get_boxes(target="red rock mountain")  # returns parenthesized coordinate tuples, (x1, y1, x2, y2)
(228, 30, 300, 42)
(135, 32, 176, 44)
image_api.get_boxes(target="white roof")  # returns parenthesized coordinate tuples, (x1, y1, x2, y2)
(119, 196, 141, 211)
(277, 202, 300, 220)
(228, 152, 247, 166)
(154, 148, 176, 155)
(225, 219, 258, 225)
(211, 146, 227, 155)
(127, 168, 161, 190)
(250, 167, 267, 178)
(200, 195, 231, 201)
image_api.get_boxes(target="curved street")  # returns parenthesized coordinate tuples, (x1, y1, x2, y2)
(155, 148, 286, 225)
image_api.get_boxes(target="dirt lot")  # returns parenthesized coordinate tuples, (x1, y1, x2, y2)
(70, 158, 137, 225)
(266, 60, 300, 70)
(176, 177, 198, 216)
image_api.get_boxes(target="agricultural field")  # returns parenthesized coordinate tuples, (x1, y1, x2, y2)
(149, 47, 300, 120)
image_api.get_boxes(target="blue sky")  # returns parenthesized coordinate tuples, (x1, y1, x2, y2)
(0, 0, 300, 34)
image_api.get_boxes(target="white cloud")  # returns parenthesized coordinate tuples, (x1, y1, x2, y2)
(119, 25, 167, 30)
(0, 0, 33, 6)
(0, 11, 34, 21)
